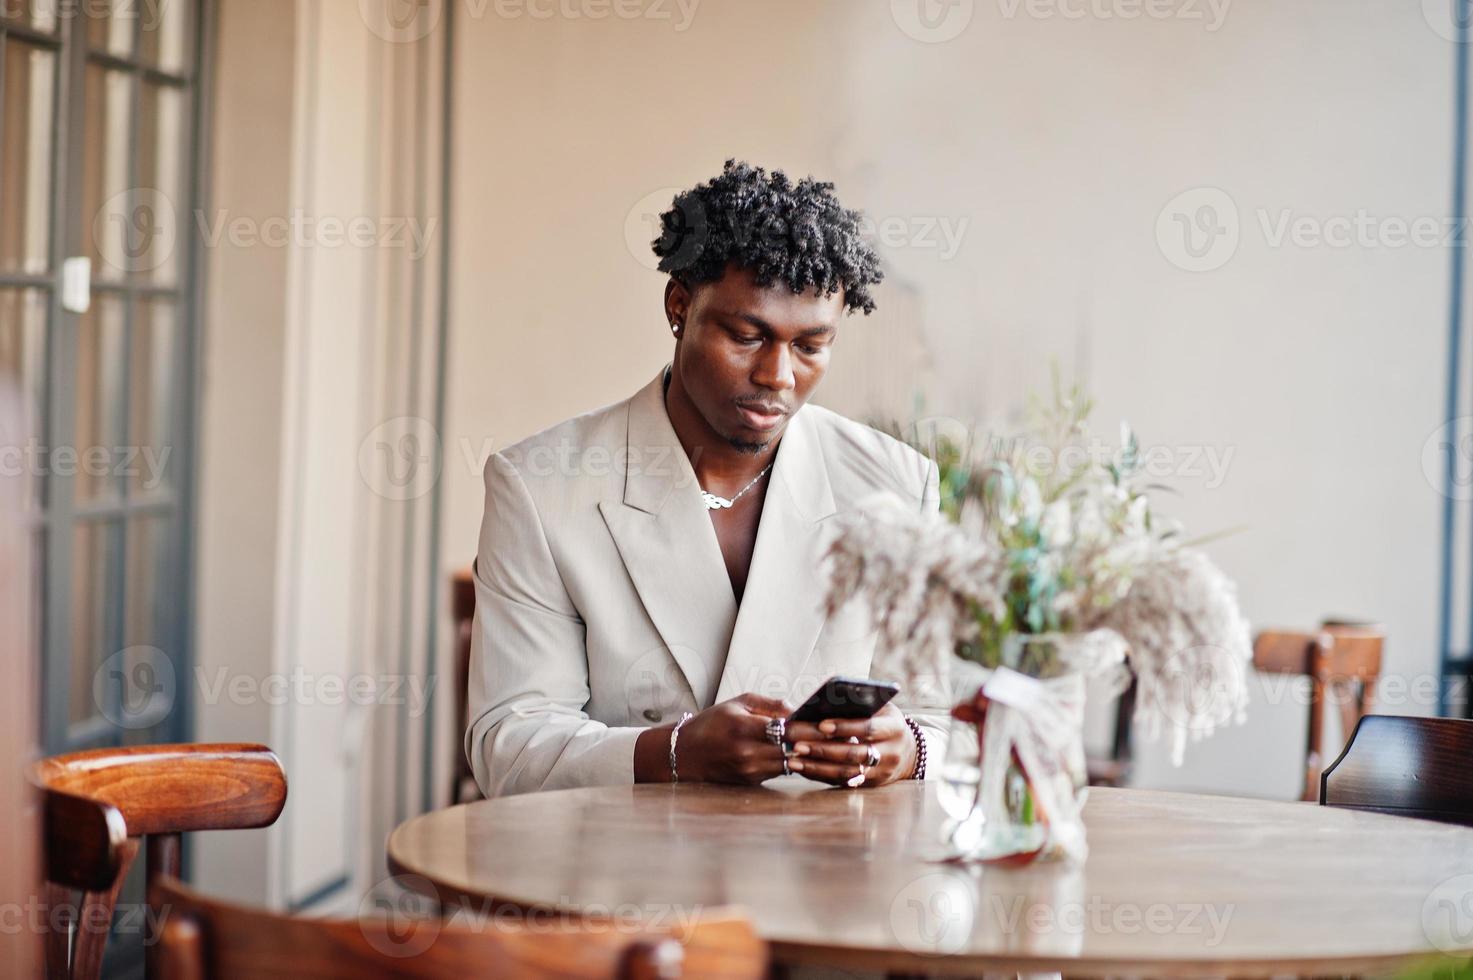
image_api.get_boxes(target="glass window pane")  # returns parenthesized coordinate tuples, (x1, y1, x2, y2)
(136, 82, 184, 285)
(30, 531, 43, 678)
(68, 520, 119, 726)
(2, 1, 60, 32)
(83, 65, 135, 283)
(0, 289, 47, 512)
(0, 40, 56, 275)
(124, 515, 167, 649)
(129, 296, 174, 495)
(86, 0, 136, 58)
(138, 0, 188, 74)
(74, 293, 125, 503)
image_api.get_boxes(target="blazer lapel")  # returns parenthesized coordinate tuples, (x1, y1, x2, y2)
(714, 406, 838, 703)
(598, 368, 736, 707)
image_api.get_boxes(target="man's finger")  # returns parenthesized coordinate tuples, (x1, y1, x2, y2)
(815, 716, 890, 741)
(782, 721, 828, 744)
(747, 742, 788, 776)
(789, 758, 865, 783)
(738, 708, 796, 744)
(791, 740, 870, 765)
(735, 693, 792, 718)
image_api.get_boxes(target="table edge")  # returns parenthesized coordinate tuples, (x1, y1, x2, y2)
(389, 833, 1446, 978)
(385, 786, 1468, 977)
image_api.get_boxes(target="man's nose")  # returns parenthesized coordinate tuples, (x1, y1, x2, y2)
(753, 343, 795, 391)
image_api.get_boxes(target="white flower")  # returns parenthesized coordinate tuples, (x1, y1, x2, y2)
(825, 493, 1010, 686)
(1100, 547, 1252, 765)
(1018, 478, 1043, 524)
(1124, 495, 1149, 535)
(1040, 500, 1072, 550)
(824, 404, 1251, 770)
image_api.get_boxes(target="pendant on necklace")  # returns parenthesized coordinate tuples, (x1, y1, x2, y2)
(699, 461, 772, 512)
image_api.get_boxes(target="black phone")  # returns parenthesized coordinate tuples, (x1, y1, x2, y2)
(787, 676, 900, 724)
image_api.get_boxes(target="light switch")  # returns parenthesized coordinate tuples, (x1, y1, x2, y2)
(62, 256, 91, 314)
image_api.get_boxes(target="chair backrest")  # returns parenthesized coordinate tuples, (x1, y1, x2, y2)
(151, 874, 767, 980)
(33, 743, 288, 837)
(451, 568, 477, 803)
(1252, 624, 1385, 801)
(31, 743, 288, 980)
(1321, 714, 1473, 825)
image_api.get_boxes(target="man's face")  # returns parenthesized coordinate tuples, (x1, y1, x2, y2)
(669, 264, 845, 454)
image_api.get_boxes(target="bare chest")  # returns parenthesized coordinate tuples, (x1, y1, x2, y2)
(708, 492, 767, 603)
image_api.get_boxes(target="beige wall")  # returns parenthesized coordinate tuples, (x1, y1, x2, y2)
(443, 0, 1453, 796)
(193, 0, 295, 903)
(197, 0, 447, 907)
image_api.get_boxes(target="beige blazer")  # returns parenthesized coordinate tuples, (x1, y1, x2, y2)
(465, 366, 950, 798)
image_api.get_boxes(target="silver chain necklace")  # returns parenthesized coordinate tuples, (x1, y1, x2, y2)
(700, 462, 773, 510)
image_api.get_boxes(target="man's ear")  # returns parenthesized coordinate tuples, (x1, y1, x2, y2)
(664, 278, 691, 334)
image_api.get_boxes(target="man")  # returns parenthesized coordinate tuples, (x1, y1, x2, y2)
(466, 160, 948, 798)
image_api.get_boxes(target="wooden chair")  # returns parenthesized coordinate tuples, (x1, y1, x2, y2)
(451, 568, 478, 804)
(1087, 678, 1137, 788)
(1321, 714, 1473, 825)
(1252, 622, 1385, 801)
(31, 743, 288, 980)
(151, 873, 767, 979)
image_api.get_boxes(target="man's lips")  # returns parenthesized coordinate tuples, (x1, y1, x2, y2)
(736, 403, 787, 432)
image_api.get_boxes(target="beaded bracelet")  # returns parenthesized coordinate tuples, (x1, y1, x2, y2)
(903, 716, 928, 780)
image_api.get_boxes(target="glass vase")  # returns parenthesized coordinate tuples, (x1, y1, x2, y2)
(945, 631, 1118, 865)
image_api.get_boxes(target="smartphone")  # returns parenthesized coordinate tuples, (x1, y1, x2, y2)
(787, 676, 900, 724)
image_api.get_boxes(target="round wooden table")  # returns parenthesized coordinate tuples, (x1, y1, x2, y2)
(387, 780, 1473, 977)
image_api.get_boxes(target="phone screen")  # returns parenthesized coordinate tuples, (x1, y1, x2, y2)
(788, 676, 900, 724)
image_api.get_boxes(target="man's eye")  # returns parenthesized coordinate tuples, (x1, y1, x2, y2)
(734, 335, 762, 346)
(797, 344, 824, 356)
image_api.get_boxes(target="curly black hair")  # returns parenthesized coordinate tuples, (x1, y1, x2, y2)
(651, 159, 884, 315)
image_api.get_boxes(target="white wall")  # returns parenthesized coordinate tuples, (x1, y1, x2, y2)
(197, 0, 447, 907)
(193, 0, 294, 903)
(838, 0, 1453, 794)
(442, 0, 1454, 798)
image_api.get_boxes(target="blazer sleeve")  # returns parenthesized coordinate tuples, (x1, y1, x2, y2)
(463, 452, 643, 798)
(892, 457, 951, 776)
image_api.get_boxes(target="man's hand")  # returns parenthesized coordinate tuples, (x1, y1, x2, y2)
(634, 693, 791, 785)
(784, 703, 916, 787)
(677, 693, 793, 784)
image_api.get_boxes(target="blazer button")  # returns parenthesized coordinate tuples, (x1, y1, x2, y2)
(642, 709, 662, 723)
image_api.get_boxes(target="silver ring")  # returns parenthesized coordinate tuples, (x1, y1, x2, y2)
(765, 717, 786, 747)
(782, 753, 791, 776)
(865, 744, 880, 768)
